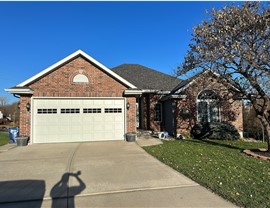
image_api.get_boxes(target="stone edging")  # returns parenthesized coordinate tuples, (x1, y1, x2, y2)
(243, 148, 270, 161)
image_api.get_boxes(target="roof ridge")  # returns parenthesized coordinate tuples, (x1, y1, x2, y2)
(111, 64, 182, 91)
(112, 64, 181, 80)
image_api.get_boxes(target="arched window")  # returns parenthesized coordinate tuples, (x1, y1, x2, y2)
(197, 90, 220, 123)
(72, 74, 89, 83)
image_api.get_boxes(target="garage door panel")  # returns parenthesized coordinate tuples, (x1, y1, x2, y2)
(33, 98, 125, 143)
(115, 116, 123, 122)
(104, 125, 114, 130)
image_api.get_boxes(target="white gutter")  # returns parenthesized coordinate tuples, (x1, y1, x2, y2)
(124, 89, 143, 96)
(5, 88, 34, 94)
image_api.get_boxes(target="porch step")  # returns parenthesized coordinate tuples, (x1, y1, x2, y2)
(137, 129, 153, 137)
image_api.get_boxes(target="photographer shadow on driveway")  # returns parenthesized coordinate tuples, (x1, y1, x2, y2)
(50, 171, 86, 208)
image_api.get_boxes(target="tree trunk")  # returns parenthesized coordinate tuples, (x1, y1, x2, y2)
(265, 126, 270, 152)
(258, 116, 270, 152)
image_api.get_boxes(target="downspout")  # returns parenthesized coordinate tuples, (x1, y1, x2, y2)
(13, 94, 20, 99)
(146, 94, 151, 130)
(172, 100, 177, 138)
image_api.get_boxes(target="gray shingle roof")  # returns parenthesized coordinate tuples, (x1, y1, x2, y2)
(111, 64, 182, 91)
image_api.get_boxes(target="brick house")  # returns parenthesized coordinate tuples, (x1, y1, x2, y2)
(6, 50, 243, 143)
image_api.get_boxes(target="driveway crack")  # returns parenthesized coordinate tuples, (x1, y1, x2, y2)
(66, 143, 82, 207)
(66, 143, 81, 173)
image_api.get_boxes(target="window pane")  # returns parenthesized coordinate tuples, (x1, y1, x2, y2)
(154, 103, 162, 122)
(198, 101, 208, 123)
(197, 90, 220, 123)
(209, 102, 220, 122)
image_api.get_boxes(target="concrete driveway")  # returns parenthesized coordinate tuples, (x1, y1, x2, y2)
(0, 141, 236, 207)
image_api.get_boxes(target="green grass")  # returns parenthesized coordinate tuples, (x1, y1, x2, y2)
(144, 139, 270, 208)
(0, 132, 9, 146)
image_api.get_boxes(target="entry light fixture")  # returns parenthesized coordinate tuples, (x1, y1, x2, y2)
(17, 102, 20, 109)
(26, 102, 31, 112)
(126, 102, 130, 110)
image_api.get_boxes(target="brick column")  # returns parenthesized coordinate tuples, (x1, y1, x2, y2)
(19, 95, 31, 137)
(126, 97, 136, 133)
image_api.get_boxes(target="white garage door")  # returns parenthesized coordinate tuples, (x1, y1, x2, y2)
(32, 98, 125, 143)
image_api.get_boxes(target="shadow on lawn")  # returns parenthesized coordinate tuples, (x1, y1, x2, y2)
(186, 139, 243, 151)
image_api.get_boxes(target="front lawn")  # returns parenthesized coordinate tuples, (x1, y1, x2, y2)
(144, 140, 270, 208)
(0, 132, 9, 146)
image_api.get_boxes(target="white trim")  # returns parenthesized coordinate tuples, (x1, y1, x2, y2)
(175, 71, 211, 94)
(124, 98, 127, 135)
(196, 90, 221, 123)
(72, 74, 89, 83)
(142, 89, 159, 93)
(141, 89, 171, 95)
(124, 89, 142, 95)
(17, 50, 137, 89)
(5, 88, 34, 94)
(30, 97, 34, 144)
(31, 96, 125, 100)
(175, 69, 240, 94)
(160, 94, 186, 101)
(157, 91, 171, 95)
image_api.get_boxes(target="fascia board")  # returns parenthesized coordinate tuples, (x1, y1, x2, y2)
(5, 88, 34, 94)
(160, 94, 186, 101)
(124, 89, 143, 95)
(175, 70, 230, 94)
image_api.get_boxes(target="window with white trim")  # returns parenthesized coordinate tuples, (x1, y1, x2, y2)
(73, 74, 89, 83)
(197, 90, 220, 123)
(154, 103, 162, 122)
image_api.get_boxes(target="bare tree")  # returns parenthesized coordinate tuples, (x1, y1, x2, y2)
(178, 2, 270, 151)
(0, 96, 9, 107)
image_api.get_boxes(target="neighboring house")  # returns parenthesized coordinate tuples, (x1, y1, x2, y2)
(0, 111, 3, 119)
(5, 50, 243, 144)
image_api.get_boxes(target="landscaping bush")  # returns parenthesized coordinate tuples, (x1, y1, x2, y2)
(191, 122, 240, 140)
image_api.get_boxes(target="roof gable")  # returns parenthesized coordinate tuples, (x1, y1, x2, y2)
(172, 70, 240, 94)
(171, 71, 205, 93)
(17, 50, 136, 89)
(111, 64, 182, 92)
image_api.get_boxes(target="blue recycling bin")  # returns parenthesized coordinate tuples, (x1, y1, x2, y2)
(9, 127, 19, 143)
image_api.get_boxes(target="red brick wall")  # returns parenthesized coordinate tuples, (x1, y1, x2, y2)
(126, 97, 136, 133)
(19, 95, 31, 137)
(29, 57, 127, 97)
(19, 56, 136, 138)
(149, 94, 163, 132)
(140, 94, 163, 132)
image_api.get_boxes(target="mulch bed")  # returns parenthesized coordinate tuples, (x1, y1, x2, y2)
(243, 148, 270, 161)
